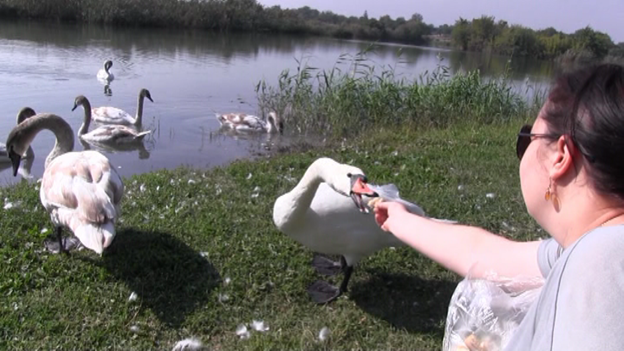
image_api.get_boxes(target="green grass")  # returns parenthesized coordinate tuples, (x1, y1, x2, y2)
(0, 121, 545, 350)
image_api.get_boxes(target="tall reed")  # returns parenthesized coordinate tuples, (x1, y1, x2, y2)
(256, 46, 546, 137)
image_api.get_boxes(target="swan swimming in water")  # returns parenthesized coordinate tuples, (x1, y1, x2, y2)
(73, 95, 152, 144)
(91, 88, 153, 126)
(273, 157, 431, 303)
(97, 60, 114, 83)
(216, 111, 283, 134)
(5, 113, 124, 255)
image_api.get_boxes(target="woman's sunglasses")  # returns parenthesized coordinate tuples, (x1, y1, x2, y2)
(516, 124, 559, 160)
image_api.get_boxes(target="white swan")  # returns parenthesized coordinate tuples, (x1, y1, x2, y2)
(92, 88, 153, 126)
(272, 157, 426, 304)
(216, 111, 283, 134)
(96, 60, 114, 82)
(5, 113, 124, 255)
(0, 107, 37, 163)
(73, 95, 151, 144)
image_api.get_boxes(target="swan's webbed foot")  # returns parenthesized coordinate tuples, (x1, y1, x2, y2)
(307, 280, 342, 304)
(308, 260, 354, 304)
(311, 254, 343, 276)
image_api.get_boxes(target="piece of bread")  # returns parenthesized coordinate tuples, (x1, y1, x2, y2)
(462, 333, 490, 351)
(368, 197, 384, 208)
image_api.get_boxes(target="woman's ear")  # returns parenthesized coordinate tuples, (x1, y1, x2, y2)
(549, 136, 575, 180)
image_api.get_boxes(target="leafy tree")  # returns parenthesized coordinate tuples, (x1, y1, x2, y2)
(573, 26, 614, 58)
(469, 15, 496, 50)
(451, 17, 470, 51)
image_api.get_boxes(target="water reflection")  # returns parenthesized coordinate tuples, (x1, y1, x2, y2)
(79, 138, 153, 160)
(445, 50, 555, 82)
(0, 19, 557, 184)
(0, 19, 556, 84)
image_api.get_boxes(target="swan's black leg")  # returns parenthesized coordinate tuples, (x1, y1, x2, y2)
(43, 226, 69, 255)
(307, 256, 354, 304)
(311, 254, 342, 276)
(339, 261, 354, 293)
(57, 227, 69, 255)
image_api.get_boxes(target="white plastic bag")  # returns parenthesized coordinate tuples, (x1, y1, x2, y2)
(367, 183, 426, 215)
(367, 183, 457, 223)
(442, 270, 544, 351)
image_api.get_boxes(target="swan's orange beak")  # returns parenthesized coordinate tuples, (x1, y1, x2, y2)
(349, 174, 378, 213)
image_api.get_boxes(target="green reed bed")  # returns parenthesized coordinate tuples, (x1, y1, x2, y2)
(256, 49, 545, 138)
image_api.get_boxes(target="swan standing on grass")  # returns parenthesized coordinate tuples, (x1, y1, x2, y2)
(92, 88, 153, 126)
(5, 113, 124, 255)
(97, 60, 114, 83)
(273, 157, 424, 304)
(73, 95, 152, 144)
(216, 111, 283, 134)
(0, 107, 37, 163)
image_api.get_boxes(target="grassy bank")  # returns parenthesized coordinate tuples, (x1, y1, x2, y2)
(0, 121, 545, 350)
(257, 51, 543, 137)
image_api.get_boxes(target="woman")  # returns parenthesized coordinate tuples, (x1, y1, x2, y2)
(374, 63, 624, 350)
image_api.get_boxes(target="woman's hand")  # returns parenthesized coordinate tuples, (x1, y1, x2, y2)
(373, 201, 409, 232)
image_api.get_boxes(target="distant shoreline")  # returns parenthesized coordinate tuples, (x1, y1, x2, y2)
(0, 0, 621, 64)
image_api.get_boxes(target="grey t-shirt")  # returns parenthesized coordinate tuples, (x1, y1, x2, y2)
(505, 225, 624, 350)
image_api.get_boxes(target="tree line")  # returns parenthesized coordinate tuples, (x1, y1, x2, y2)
(0, 0, 621, 62)
(448, 16, 623, 62)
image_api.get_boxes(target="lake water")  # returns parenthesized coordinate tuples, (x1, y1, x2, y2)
(0, 20, 555, 185)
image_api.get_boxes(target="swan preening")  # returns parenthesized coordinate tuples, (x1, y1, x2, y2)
(216, 111, 283, 134)
(0, 107, 37, 179)
(97, 60, 114, 82)
(0, 107, 37, 163)
(273, 157, 429, 304)
(5, 113, 124, 255)
(92, 88, 153, 126)
(73, 95, 152, 144)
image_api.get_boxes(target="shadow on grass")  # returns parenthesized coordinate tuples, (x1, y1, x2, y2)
(350, 270, 458, 338)
(90, 229, 220, 327)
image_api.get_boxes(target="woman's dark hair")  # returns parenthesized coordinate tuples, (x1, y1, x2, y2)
(542, 63, 624, 200)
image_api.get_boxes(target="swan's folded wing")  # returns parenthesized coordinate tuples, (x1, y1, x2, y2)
(87, 125, 148, 141)
(92, 106, 129, 121)
(240, 114, 264, 129)
(218, 113, 244, 124)
(41, 152, 123, 224)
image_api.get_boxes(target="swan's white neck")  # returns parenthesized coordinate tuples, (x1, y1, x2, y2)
(135, 94, 146, 125)
(273, 158, 338, 229)
(46, 122, 74, 168)
(77, 99, 92, 137)
(266, 118, 276, 133)
(15, 114, 74, 168)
